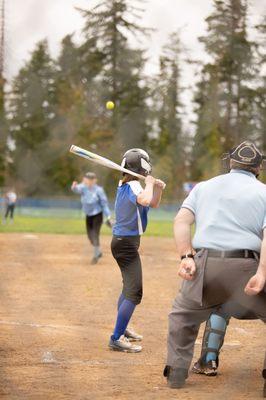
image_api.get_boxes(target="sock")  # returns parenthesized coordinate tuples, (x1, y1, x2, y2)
(117, 293, 125, 311)
(206, 314, 227, 362)
(93, 246, 101, 258)
(112, 298, 136, 341)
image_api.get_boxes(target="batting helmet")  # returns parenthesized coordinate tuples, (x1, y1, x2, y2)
(121, 148, 152, 177)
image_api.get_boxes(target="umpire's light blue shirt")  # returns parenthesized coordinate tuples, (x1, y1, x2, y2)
(182, 169, 266, 253)
(72, 183, 111, 218)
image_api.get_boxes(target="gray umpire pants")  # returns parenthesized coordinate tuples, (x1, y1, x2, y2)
(167, 249, 266, 370)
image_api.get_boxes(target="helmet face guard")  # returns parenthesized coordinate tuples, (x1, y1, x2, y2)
(221, 141, 266, 173)
(221, 153, 266, 173)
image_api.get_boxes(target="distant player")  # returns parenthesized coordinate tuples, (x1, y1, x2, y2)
(71, 172, 112, 265)
(109, 149, 166, 353)
(4, 188, 17, 223)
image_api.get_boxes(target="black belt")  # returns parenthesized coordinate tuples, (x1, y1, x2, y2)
(196, 249, 259, 259)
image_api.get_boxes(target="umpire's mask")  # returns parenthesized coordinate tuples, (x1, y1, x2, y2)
(221, 141, 266, 173)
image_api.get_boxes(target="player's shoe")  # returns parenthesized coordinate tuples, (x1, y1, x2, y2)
(164, 366, 188, 389)
(109, 335, 142, 353)
(124, 327, 143, 342)
(192, 359, 218, 376)
(90, 253, 102, 265)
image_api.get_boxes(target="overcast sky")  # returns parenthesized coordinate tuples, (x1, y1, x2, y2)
(4, 0, 266, 124)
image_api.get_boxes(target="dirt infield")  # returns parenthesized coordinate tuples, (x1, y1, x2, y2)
(0, 233, 264, 400)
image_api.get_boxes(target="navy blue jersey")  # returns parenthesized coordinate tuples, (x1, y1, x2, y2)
(113, 181, 149, 236)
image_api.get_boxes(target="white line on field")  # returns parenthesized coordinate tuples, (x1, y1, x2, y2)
(0, 320, 84, 331)
(41, 357, 155, 367)
(23, 234, 39, 240)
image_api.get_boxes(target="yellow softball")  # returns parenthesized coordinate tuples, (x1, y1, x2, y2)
(106, 101, 115, 110)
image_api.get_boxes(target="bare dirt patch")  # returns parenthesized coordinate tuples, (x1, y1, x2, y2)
(0, 233, 264, 399)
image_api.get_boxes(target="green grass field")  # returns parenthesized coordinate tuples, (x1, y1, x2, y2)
(0, 215, 173, 237)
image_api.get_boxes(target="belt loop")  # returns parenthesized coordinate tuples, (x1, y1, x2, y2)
(244, 249, 248, 258)
(253, 251, 259, 261)
(221, 251, 225, 258)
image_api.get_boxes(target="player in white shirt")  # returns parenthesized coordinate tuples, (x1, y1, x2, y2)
(4, 189, 17, 223)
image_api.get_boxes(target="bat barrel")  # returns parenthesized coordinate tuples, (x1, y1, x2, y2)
(70, 145, 79, 153)
(69, 144, 146, 180)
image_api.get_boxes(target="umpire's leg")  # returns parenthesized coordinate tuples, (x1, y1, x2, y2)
(167, 294, 214, 371)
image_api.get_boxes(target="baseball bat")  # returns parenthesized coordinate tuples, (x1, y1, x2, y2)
(69, 145, 145, 180)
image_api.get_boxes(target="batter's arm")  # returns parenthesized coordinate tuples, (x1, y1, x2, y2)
(150, 179, 166, 208)
(245, 228, 266, 296)
(137, 176, 156, 207)
(174, 208, 196, 281)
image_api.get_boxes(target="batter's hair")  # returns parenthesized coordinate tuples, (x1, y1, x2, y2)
(121, 173, 139, 185)
(230, 160, 260, 175)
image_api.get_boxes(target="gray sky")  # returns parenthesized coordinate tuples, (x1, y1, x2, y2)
(4, 0, 266, 124)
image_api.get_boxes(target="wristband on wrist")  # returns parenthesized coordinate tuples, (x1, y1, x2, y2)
(180, 253, 194, 261)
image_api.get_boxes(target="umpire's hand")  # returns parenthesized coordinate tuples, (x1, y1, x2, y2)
(178, 258, 196, 281)
(244, 272, 266, 296)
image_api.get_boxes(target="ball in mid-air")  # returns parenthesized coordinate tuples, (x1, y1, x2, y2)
(106, 101, 115, 110)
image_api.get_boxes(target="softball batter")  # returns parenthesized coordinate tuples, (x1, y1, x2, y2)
(109, 149, 165, 353)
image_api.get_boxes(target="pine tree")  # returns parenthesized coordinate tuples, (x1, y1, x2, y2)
(191, 0, 257, 180)
(192, 65, 222, 180)
(47, 35, 86, 191)
(252, 15, 266, 183)
(9, 40, 56, 195)
(78, 0, 150, 154)
(200, 0, 256, 143)
(48, 34, 115, 193)
(256, 16, 266, 153)
(152, 32, 184, 198)
(0, 67, 5, 186)
(0, 0, 6, 188)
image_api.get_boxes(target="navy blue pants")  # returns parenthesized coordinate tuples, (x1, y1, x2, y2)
(111, 236, 143, 305)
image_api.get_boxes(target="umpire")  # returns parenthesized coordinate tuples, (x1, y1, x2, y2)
(164, 141, 266, 389)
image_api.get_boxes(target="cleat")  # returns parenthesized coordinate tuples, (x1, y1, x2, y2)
(192, 359, 218, 376)
(164, 366, 188, 389)
(124, 327, 143, 342)
(109, 335, 142, 353)
(90, 253, 102, 265)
